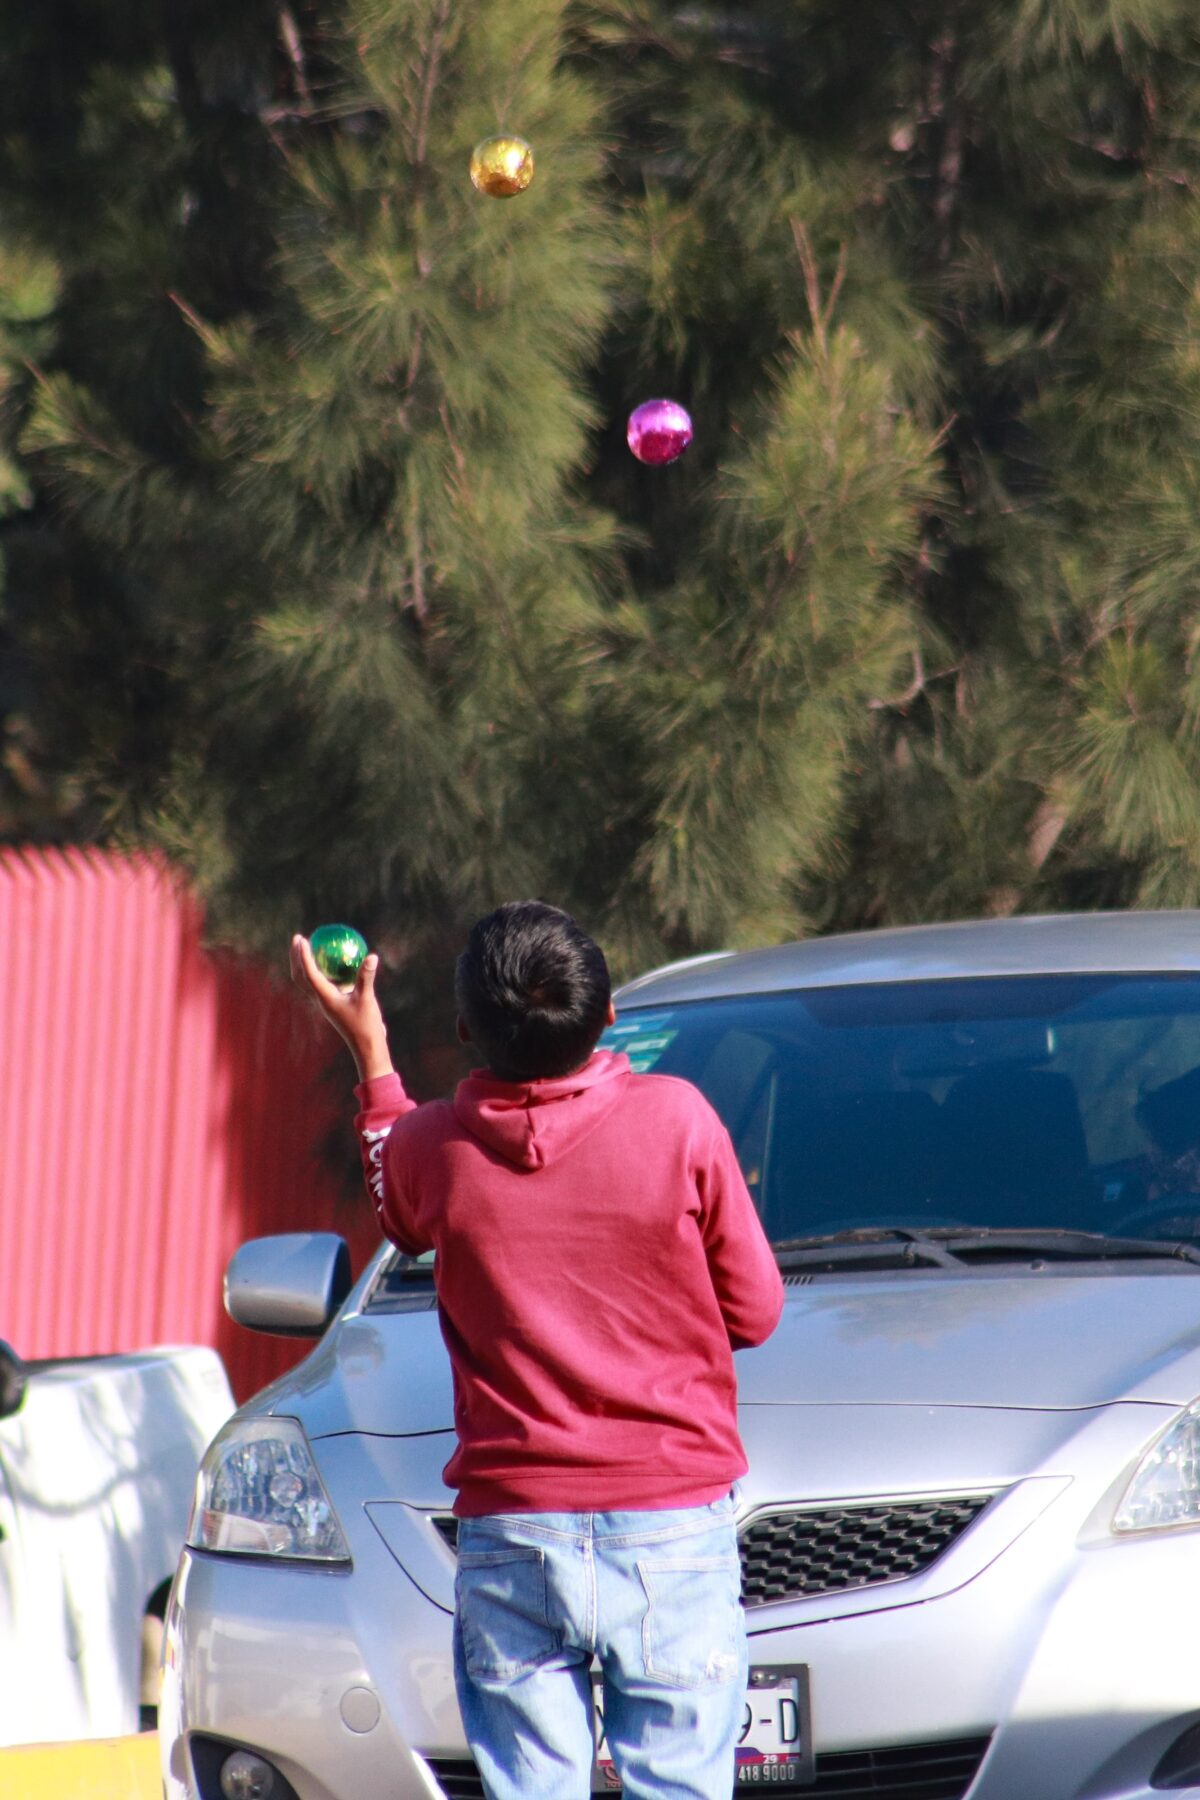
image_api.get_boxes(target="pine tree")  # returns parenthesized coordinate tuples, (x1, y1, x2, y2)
(577, 0, 1200, 928)
(158, 0, 627, 1019)
(0, 1, 632, 1061)
(9, 0, 1200, 1046)
(0, 0, 287, 841)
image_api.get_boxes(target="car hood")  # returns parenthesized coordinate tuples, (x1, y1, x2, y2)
(256, 1270, 1200, 1440)
(736, 1272, 1200, 1410)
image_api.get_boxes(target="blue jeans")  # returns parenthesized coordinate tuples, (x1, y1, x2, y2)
(453, 1498, 747, 1800)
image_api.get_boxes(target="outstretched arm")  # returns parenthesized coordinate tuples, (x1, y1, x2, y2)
(291, 933, 423, 1247)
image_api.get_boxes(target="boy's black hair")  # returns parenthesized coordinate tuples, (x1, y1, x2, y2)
(455, 900, 611, 1082)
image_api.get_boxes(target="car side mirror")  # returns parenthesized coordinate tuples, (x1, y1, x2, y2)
(0, 1341, 27, 1420)
(224, 1233, 352, 1338)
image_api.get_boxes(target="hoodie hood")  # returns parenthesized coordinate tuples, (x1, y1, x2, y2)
(451, 1048, 631, 1171)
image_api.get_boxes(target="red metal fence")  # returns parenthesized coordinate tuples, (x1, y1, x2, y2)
(0, 846, 382, 1401)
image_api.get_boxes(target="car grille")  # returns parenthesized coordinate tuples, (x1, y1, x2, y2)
(427, 1736, 991, 1799)
(431, 1492, 995, 1608)
(739, 1494, 995, 1607)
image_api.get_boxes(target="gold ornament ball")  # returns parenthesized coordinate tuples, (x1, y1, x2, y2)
(470, 135, 535, 198)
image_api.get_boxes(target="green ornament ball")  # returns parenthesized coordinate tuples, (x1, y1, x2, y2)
(310, 923, 369, 988)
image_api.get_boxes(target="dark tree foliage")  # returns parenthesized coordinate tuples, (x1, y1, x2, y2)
(3, 0, 1200, 1066)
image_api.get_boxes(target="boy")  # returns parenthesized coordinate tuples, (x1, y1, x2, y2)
(292, 900, 783, 1800)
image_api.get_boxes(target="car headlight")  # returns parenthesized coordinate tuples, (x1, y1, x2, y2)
(186, 1415, 351, 1562)
(1114, 1399, 1200, 1534)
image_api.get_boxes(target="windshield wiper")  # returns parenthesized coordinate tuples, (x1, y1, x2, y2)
(773, 1229, 967, 1270)
(772, 1226, 1200, 1269)
(925, 1227, 1200, 1266)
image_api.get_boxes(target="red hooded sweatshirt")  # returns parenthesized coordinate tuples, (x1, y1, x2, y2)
(355, 1049, 784, 1517)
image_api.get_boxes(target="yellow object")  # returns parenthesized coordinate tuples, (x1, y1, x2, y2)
(0, 1732, 159, 1800)
(469, 134, 534, 197)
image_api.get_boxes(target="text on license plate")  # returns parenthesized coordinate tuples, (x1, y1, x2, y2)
(592, 1667, 814, 1790)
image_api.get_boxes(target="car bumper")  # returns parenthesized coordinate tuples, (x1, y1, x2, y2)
(161, 1416, 1200, 1800)
(162, 1524, 1200, 1800)
(161, 1542, 463, 1800)
(745, 1524, 1200, 1799)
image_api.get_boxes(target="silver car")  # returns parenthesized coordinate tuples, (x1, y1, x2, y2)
(162, 912, 1200, 1800)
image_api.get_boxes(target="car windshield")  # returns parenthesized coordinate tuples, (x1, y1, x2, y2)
(599, 974, 1200, 1249)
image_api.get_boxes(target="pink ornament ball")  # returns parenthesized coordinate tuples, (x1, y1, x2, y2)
(626, 399, 693, 466)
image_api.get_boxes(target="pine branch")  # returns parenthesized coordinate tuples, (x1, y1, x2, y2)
(436, 399, 567, 735)
(412, 0, 453, 172)
(790, 219, 846, 356)
(276, 6, 314, 112)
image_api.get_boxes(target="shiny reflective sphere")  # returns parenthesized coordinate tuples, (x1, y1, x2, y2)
(469, 134, 535, 198)
(626, 398, 694, 466)
(309, 924, 368, 989)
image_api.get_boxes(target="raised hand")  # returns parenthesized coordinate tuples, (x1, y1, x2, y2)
(290, 933, 394, 1082)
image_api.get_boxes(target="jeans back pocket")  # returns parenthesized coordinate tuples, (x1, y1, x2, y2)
(636, 1553, 744, 1689)
(456, 1546, 559, 1682)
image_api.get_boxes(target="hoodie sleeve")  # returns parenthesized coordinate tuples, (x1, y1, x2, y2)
(695, 1106, 785, 1350)
(353, 1073, 428, 1256)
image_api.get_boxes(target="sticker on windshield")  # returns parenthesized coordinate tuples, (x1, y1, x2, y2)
(601, 1010, 679, 1073)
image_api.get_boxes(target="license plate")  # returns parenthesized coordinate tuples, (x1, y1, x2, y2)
(592, 1666, 814, 1790)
